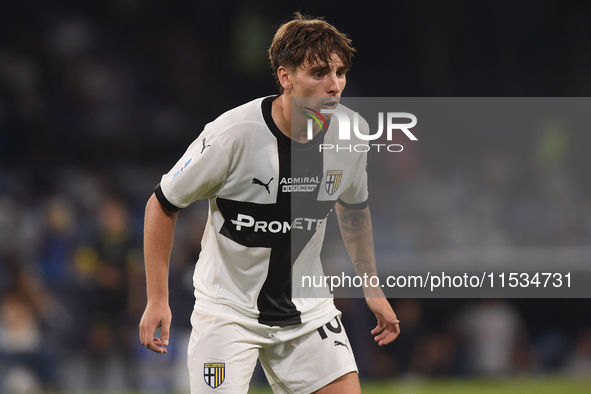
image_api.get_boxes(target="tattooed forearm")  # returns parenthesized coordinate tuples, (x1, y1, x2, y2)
(335, 203, 377, 277)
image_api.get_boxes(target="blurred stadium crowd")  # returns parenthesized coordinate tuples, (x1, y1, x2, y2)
(1, 1, 591, 392)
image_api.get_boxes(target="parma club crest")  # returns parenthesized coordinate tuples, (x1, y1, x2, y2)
(204, 363, 225, 389)
(325, 170, 343, 195)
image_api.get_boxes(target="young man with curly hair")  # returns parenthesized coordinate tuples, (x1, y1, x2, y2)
(140, 13, 400, 394)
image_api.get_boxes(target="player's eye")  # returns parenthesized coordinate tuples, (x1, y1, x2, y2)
(313, 72, 324, 78)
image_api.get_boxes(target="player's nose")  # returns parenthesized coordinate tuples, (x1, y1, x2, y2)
(326, 72, 341, 94)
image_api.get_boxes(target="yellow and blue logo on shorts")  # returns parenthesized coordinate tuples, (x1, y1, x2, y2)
(325, 170, 343, 195)
(204, 363, 225, 389)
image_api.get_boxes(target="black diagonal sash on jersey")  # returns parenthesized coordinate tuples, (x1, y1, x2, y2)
(258, 141, 334, 326)
(217, 133, 334, 326)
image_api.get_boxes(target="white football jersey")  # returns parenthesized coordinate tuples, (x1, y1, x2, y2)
(157, 96, 368, 326)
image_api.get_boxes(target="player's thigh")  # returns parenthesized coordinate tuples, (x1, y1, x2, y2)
(313, 371, 360, 394)
(260, 316, 358, 394)
(187, 309, 260, 394)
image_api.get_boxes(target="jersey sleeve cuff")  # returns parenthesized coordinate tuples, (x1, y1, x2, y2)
(337, 198, 368, 210)
(154, 184, 182, 212)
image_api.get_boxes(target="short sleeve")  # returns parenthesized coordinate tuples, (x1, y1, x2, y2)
(158, 127, 229, 210)
(337, 150, 368, 209)
(337, 113, 369, 209)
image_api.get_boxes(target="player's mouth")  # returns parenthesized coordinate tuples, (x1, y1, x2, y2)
(322, 100, 339, 109)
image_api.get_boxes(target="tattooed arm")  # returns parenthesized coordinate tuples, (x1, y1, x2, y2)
(336, 202, 401, 345)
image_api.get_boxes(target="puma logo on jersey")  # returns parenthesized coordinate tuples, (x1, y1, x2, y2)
(252, 177, 273, 194)
(201, 138, 211, 153)
(334, 340, 349, 351)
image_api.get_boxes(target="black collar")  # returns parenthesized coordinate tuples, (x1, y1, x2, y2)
(261, 96, 327, 150)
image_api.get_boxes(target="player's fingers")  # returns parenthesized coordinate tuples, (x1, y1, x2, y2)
(371, 321, 385, 335)
(374, 328, 389, 343)
(146, 339, 167, 353)
(375, 332, 391, 345)
(144, 334, 166, 353)
(160, 316, 171, 346)
(376, 323, 401, 345)
(139, 317, 167, 353)
(371, 314, 400, 335)
(378, 328, 400, 346)
(152, 338, 167, 353)
(139, 320, 155, 347)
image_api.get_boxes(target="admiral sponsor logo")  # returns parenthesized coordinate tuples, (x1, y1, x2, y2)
(280, 176, 321, 184)
(282, 184, 317, 192)
(231, 213, 326, 233)
(280, 176, 321, 193)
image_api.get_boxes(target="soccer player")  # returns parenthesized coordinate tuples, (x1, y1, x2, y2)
(139, 13, 400, 394)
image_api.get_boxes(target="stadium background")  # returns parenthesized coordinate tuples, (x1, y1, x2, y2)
(1, 0, 590, 392)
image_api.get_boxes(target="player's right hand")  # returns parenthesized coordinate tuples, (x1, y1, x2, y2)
(366, 297, 400, 346)
(139, 301, 172, 353)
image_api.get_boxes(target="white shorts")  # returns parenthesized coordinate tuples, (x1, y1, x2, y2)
(187, 305, 358, 394)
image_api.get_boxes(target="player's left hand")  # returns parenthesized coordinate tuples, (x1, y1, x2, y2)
(366, 297, 400, 346)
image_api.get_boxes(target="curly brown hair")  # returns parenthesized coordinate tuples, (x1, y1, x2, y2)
(268, 12, 355, 93)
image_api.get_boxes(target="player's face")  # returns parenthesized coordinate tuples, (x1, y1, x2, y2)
(287, 54, 347, 103)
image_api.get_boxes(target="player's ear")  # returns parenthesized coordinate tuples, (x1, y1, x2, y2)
(277, 66, 293, 92)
